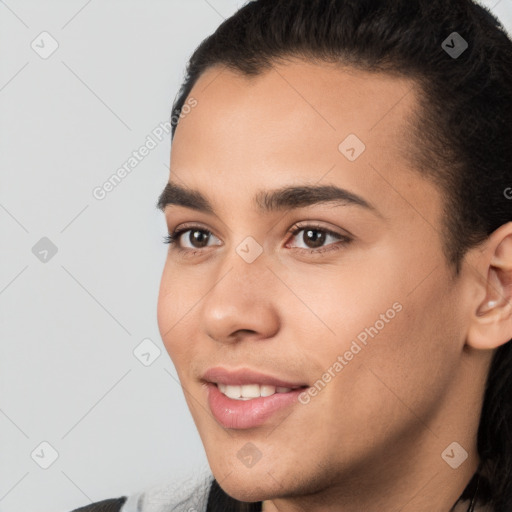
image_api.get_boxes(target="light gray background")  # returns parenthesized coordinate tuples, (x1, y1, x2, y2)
(0, 1, 511, 511)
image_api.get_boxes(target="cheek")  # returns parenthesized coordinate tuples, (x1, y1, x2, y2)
(288, 246, 458, 416)
(156, 264, 194, 362)
(278, 258, 401, 360)
(338, 273, 461, 431)
(156, 265, 172, 342)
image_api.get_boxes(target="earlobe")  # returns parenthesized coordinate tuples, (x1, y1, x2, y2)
(467, 224, 512, 351)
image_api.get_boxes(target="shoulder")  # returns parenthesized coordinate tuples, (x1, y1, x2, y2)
(123, 465, 215, 512)
(69, 496, 128, 512)
(68, 465, 214, 512)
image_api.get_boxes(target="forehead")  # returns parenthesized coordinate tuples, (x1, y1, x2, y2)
(181, 59, 418, 137)
(169, 59, 442, 228)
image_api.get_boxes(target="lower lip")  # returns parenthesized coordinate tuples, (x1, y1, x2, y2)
(206, 382, 307, 429)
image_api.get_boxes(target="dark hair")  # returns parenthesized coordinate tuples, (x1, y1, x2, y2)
(169, 1, 512, 510)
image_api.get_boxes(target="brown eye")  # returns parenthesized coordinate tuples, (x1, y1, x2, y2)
(164, 227, 220, 249)
(287, 224, 351, 254)
(163, 223, 352, 257)
(300, 228, 327, 249)
(186, 229, 210, 248)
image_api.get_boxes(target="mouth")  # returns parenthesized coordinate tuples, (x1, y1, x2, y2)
(202, 366, 309, 390)
(201, 366, 310, 429)
(205, 382, 309, 429)
(214, 382, 308, 400)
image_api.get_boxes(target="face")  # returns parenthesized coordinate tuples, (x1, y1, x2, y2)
(157, 60, 474, 503)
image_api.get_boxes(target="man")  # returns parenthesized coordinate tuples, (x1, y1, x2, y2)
(70, 0, 512, 510)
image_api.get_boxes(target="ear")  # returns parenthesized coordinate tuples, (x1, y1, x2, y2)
(467, 222, 512, 350)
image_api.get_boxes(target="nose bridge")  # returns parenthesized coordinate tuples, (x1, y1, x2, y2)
(200, 237, 280, 342)
(212, 235, 272, 307)
(215, 226, 272, 293)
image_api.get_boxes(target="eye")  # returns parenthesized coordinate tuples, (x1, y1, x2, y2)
(163, 222, 353, 256)
(163, 225, 220, 251)
(286, 223, 352, 254)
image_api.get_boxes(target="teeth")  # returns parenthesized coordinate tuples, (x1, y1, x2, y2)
(217, 383, 295, 399)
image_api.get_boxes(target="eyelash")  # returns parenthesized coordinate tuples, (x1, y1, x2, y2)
(163, 223, 352, 257)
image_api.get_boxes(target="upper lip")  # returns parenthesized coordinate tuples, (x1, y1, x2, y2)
(202, 366, 308, 388)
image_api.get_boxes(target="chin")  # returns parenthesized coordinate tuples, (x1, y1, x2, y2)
(217, 477, 277, 504)
(208, 460, 282, 501)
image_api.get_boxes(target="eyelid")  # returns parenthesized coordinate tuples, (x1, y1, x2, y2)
(165, 222, 222, 248)
(287, 221, 353, 241)
(285, 223, 352, 254)
(164, 221, 353, 256)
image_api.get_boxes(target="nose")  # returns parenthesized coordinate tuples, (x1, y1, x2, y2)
(200, 247, 280, 345)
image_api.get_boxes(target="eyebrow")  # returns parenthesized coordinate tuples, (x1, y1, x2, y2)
(156, 181, 381, 217)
